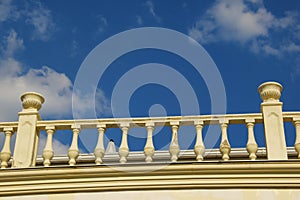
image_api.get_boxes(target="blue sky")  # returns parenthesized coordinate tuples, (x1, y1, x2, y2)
(0, 0, 300, 154)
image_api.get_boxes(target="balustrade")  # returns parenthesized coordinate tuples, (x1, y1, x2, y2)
(0, 81, 299, 169)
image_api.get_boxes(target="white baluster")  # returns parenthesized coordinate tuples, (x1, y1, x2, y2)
(246, 119, 258, 160)
(144, 122, 155, 163)
(0, 127, 14, 169)
(94, 124, 106, 165)
(169, 121, 180, 162)
(194, 120, 205, 161)
(293, 118, 300, 158)
(119, 123, 129, 164)
(219, 120, 231, 161)
(68, 125, 80, 166)
(42, 126, 55, 167)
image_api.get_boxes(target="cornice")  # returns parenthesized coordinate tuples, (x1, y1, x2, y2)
(1, 161, 300, 196)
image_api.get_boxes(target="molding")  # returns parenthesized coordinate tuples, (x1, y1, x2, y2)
(35, 113, 265, 129)
(1, 161, 300, 196)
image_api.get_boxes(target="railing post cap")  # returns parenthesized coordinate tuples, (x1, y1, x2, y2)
(258, 81, 283, 92)
(20, 92, 45, 111)
(258, 81, 283, 102)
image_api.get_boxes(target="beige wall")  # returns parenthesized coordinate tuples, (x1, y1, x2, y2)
(1, 189, 300, 200)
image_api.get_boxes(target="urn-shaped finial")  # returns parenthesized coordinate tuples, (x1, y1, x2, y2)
(20, 92, 45, 111)
(258, 81, 282, 102)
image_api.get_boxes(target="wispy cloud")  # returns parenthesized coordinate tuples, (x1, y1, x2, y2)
(145, 1, 161, 23)
(290, 57, 300, 82)
(97, 15, 108, 33)
(136, 15, 143, 25)
(70, 40, 79, 57)
(0, 29, 24, 57)
(188, 0, 300, 56)
(0, 0, 19, 22)
(0, 1, 56, 41)
(25, 2, 56, 41)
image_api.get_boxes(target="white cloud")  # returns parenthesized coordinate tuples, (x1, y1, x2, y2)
(0, 31, 72, 121)
(273, 11, 297, 29)
(189, 0, 273, 43)
(72, 88, 111, 119)
(0, 0, 19, 22)
(0, 62, 110, 121)
(188, 0, 300, 56)
(261, 44, 281, 56)
(282, 43, 300, 53)
(20, 67, 73, 116)
(0, 57, 22, 77)
(0, 63, 72, 121)
(0, 31, 110, 121)
(25, 2, 55, 41)
(0, 29, 24, 57)
(0, 31, 110, 153)
(145, 1, 161, 23)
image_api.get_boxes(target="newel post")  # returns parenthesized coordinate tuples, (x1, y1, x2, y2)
(12, 92, 45, 168)
(258, 82, 287, 160)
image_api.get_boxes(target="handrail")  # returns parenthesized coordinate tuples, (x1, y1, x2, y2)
(36, 113, 264, 130)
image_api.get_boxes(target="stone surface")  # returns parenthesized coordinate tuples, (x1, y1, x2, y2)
(258, 82, 288, 160)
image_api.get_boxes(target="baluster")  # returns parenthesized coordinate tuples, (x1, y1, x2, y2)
(169, 121, 180, 162)
(144, 122, 155, 163)
(68, 125, 81, 166)
(94, 124, 106, 165)
(194, 120, 205, 161)
(0, 127, 14, 169)
(246, 119, 258, 160)
(119, 123, 129, 164)
(219, 120, 231, 161)
(293, 118, 300, 158)
(42, 126, 55, 167)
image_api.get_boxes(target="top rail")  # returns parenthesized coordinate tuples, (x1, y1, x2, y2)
(36, 113, 264, 130)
